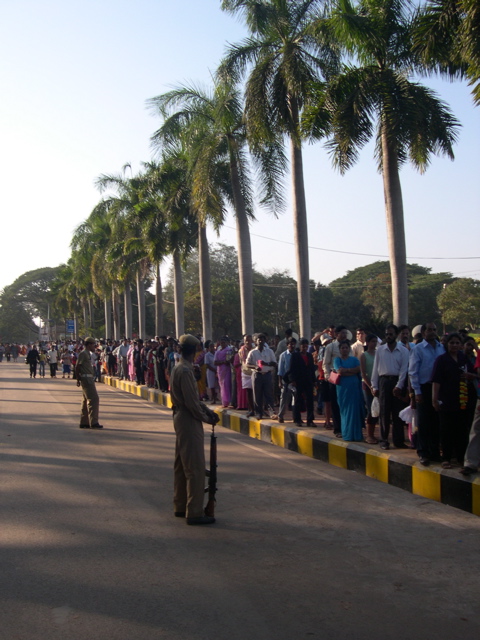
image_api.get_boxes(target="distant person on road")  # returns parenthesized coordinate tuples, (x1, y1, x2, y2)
(47, 346, 58, 378)
(38, 349, 47, 378)
(61, 349, 72, 379)
(26, 346, 40, 378)
(11, 344, 19, 362)
(75, 338, 103, 430)
(169, 334, 219, 526)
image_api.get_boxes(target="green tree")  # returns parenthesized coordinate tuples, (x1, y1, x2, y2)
(96, 168, 154, 340)
(326, 261, 453, 331)
(305, 0, 460, 325)
(220, 0, 339, 339)
(414, 0, 480, 106)
(149, 82, 235, 339)
(437, 278, 480, 330)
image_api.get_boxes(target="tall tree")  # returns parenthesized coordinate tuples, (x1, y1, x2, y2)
(414, 0, 480, 106)
(150, 78, 286, 336)
(305, 0, 460, 325)
(149, 148, 198, 337)
(149, 79, 262, 337)
(220, 0, 338, 338)
(96, 168, 153, 340)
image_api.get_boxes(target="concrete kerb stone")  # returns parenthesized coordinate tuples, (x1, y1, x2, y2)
(101, 375, 479, 517)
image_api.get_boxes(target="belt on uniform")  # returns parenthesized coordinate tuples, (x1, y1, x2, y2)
(81, 374, 94, 378)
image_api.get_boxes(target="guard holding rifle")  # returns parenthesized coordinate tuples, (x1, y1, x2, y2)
(170, 334, 219, 525)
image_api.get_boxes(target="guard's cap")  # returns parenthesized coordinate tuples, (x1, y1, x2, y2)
(84, 337, 96, 345)
(179, 334, 200, 348)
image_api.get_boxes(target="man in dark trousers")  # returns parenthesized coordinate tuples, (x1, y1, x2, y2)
(289, 338, 317, 427)
(170, 334, 219, 526)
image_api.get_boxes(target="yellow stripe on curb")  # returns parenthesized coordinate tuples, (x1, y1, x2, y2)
(229, 415, 241, 433)
(249, 418, 261, 440)
(412, 465, 441, 502)
(296, 431, 313, 458)
(271, 426, 285, 448)
(472, 478, 480, 516)
(328, 440, 347, 468)
(365, 451, 389, 483)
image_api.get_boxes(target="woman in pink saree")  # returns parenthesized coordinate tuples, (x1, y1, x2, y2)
(214, 337, 233, 407)
(127, 343, 136, 381)
(234, 336, 252, 410)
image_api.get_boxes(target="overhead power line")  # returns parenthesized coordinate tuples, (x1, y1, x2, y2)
(224, 225, 480, 260)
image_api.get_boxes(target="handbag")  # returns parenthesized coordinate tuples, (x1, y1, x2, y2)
(329, 371, 341, 385)
(241, 364, 253, 376)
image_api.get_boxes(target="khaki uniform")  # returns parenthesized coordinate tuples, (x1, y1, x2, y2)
(77, 349, 100, 426)
(170, 357, 215, 518)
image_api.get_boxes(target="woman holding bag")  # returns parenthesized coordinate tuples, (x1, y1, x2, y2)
(333, 340, 365, 442)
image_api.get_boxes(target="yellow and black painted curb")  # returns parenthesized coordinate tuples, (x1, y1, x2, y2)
(101, 376, 480, 517)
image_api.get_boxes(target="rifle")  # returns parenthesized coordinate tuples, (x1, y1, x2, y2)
(204, 421, 218, 517)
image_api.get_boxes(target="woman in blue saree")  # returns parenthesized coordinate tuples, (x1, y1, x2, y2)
(334, 340, 365, 442)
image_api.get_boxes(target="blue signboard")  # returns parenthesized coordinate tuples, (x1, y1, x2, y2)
(66, 319, 75, 333)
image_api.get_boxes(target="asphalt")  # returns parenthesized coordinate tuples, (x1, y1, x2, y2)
(101, 375, 480, 517)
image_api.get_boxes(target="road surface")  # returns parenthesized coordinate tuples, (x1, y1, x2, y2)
(1, 362, 479, 639)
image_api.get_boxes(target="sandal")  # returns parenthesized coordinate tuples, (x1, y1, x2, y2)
(324, 422, 333, 430)
(365, 437, 378, 444)
(441, 461, 452, 469)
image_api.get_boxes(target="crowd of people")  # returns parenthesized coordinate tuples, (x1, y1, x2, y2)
(6, 321, 480, 477)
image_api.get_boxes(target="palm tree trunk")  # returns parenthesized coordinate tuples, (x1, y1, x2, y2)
(173, 249, 185, 337)
(155, 262, 164, 336)
(381, 126, 409, 325)
(124, 281, 132, 339)
(112, 286, 120, 340)
(83, 303, 88, 334)
(104, 297, 112, 339)
(136, 270, 146, 340)
(290, 134, 311, 339)
(198, 223, 212, 341)
(89, 299, 95, 333)
(230, 153, 254, 335)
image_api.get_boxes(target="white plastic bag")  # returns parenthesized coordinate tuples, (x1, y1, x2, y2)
(371, 396, 380, 418)
(399, 405, 414, 424)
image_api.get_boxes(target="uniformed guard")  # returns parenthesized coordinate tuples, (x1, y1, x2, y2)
(170, 334, 218, 525)
(75, 337, 103, 429)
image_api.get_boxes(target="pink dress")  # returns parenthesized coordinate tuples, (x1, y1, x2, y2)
(234, 353, 249, 409)
(127, 345, 135, 381)
(214, 346, 232, 407)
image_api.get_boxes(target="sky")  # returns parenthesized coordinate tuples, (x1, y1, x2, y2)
(0, 0, 478, 297)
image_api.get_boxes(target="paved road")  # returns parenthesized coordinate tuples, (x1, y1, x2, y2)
(1, 362, 479, 640)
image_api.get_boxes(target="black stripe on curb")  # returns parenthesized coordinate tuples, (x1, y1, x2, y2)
(388, 459, 413, 493)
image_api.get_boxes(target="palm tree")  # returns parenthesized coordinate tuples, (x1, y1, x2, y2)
(305, 0, 460, 324)
(150, 90, 220, 341)
(220, 0, 339, 338)
(414, 0, 480, 106)
(149, 78, 284, 336)
(96, 168, 153, 340)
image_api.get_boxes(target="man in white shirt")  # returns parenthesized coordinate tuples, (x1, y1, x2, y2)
(371, 324, 409, 450)
(115, 339, 130, 379)
(47, 347, 58, 378)
(247, 334, 277, 420)
(351, 328, 366, 359)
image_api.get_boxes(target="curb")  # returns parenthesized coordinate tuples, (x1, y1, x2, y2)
(101, 376, 480, 517)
